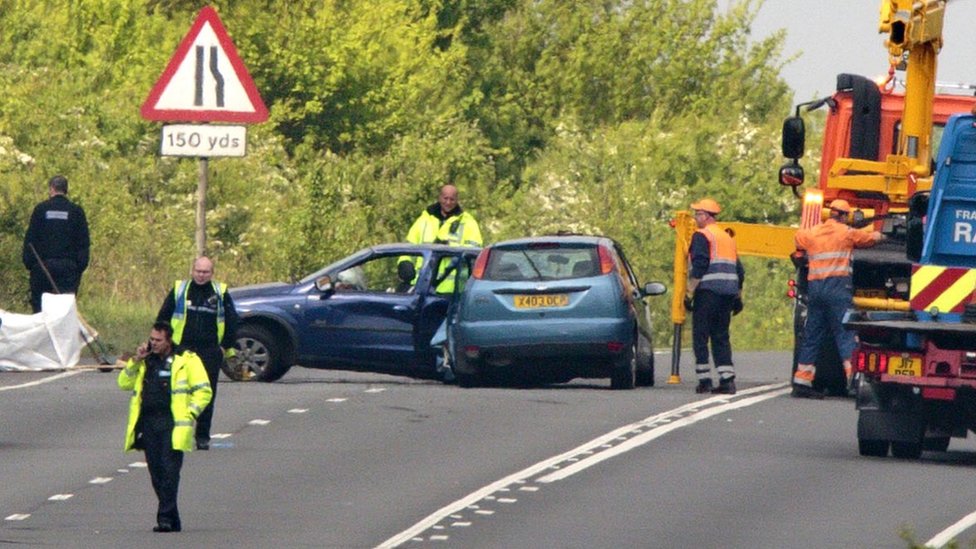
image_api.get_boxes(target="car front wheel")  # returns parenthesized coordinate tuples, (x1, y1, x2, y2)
(232, 324, 291, 382)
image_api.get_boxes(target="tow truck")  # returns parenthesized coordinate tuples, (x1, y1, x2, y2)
(669, 0, 976, 396)
(846, 112, 976, 458)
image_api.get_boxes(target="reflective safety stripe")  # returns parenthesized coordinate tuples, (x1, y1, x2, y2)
(809, 251, 852, 261)
(174, 420, 194, 427)
(696, 225, 739, 295)
(695, 364, 711, 382)
(716, 365, 735, 381)
(793, 364, 815, 386)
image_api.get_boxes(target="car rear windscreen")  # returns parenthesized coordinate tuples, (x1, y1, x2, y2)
(484, 245, 599, 281)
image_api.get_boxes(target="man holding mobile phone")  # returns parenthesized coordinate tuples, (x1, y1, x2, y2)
(118, 321, 211, 533)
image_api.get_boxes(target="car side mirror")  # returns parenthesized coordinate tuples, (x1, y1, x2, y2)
(315, 275, 335, 297)
(643, 282, 667, 297)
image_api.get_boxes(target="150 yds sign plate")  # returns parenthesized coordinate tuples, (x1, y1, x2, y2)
(160, 124, 246, 157)
(514, 294, 569, 308)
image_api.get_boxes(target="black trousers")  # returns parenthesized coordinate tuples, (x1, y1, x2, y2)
(188, 345, 222, 443)
(691, 290, 735, 367)
(28, 260, 81, 313)
(141, 412, 183, 529)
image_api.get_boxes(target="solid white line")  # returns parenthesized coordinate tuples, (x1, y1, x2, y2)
(0, 370, 82, 391)
(538, 387, 791, 482)
(375, 383, 788, 548)
(925, 509, 976, 548)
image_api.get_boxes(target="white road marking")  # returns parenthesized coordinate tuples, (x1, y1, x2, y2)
(326, 398, 347, 403)
(539, 387, 790, 483)
(288, 408, 308, 413)
(5, 514, 30, 521)
(249, 419, 270, 425)
(48, 494, 73, 501)
(365, 388, 386, 393)
(212, 433, 232, 439)
(375, 383, 789, 548)
(0, 370, 82, 391)
(925, 509, 976, 548)
(89, 477, 112, 484)
(129, 462, 147, 468)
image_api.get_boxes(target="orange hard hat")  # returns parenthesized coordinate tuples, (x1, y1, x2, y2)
(829, 199, 851, 213)
(690, 198, 721, 215)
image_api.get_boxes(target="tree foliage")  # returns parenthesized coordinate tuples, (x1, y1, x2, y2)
(0, 0, 800, 350)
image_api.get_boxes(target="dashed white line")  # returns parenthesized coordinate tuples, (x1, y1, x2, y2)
(48, 494, 73, 501)
(249, 419, 271, 425)
(327, 398, 348, 403)
(364, 388, 387, 393)
(5, 514, 30, 521)
(288, 408, 308, 413)
(89, 477, 113, 484)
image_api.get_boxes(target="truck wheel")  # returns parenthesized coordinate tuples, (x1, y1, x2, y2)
(923, 437, 950, 453)
(635, 333, 655, 387)
(234, 324, 291, 382)
(610, 341, 637, 390)
(891, 440, 923, 459)
(858, 439, 889, 457)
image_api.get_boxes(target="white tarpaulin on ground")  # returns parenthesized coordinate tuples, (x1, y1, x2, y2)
(0, 293, 83, 371)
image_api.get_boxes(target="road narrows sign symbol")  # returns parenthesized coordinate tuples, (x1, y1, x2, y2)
(141, 6, 268, 123)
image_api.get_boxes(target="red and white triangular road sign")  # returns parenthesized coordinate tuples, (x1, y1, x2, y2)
(141, 6, 268, 123)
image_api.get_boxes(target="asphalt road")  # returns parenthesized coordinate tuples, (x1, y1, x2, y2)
(2, 351, 976, 548)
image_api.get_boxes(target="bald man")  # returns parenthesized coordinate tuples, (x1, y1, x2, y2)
(156, 256, 238, 449)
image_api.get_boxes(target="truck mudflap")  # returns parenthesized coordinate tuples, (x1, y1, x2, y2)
(856, 378, 976, 458)
(855, 380, 925, 444)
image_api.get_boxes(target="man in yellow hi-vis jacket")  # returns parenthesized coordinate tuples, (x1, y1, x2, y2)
(118, 321, 212, 533)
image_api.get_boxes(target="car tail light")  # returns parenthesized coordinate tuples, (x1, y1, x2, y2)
(597, 245, 615, 274)
(464, 345, 480, 358)
(607, 341, 625, 353)
(472, 249, 490, 279)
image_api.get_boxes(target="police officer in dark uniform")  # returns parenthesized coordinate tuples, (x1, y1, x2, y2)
(22, 175, 91, 313)
(156, 256, 238, 450)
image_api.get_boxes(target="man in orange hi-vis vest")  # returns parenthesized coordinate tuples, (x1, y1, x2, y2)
(792, 199, 884, 399)
(685, 198, 745, 395)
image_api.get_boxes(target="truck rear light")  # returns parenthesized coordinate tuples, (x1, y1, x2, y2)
(921, 387, 956, 401)
(856, 351, 887, 374)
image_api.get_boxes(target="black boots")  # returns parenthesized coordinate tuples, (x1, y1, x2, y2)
(791, 384, 825, 400)
(711, 380, 736, 395)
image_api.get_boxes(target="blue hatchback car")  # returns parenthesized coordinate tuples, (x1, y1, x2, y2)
(444, 235, 666, 389)
(226, 243, 480, 382)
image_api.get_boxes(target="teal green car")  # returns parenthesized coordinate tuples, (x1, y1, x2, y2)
(443, 235, 666, 389)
